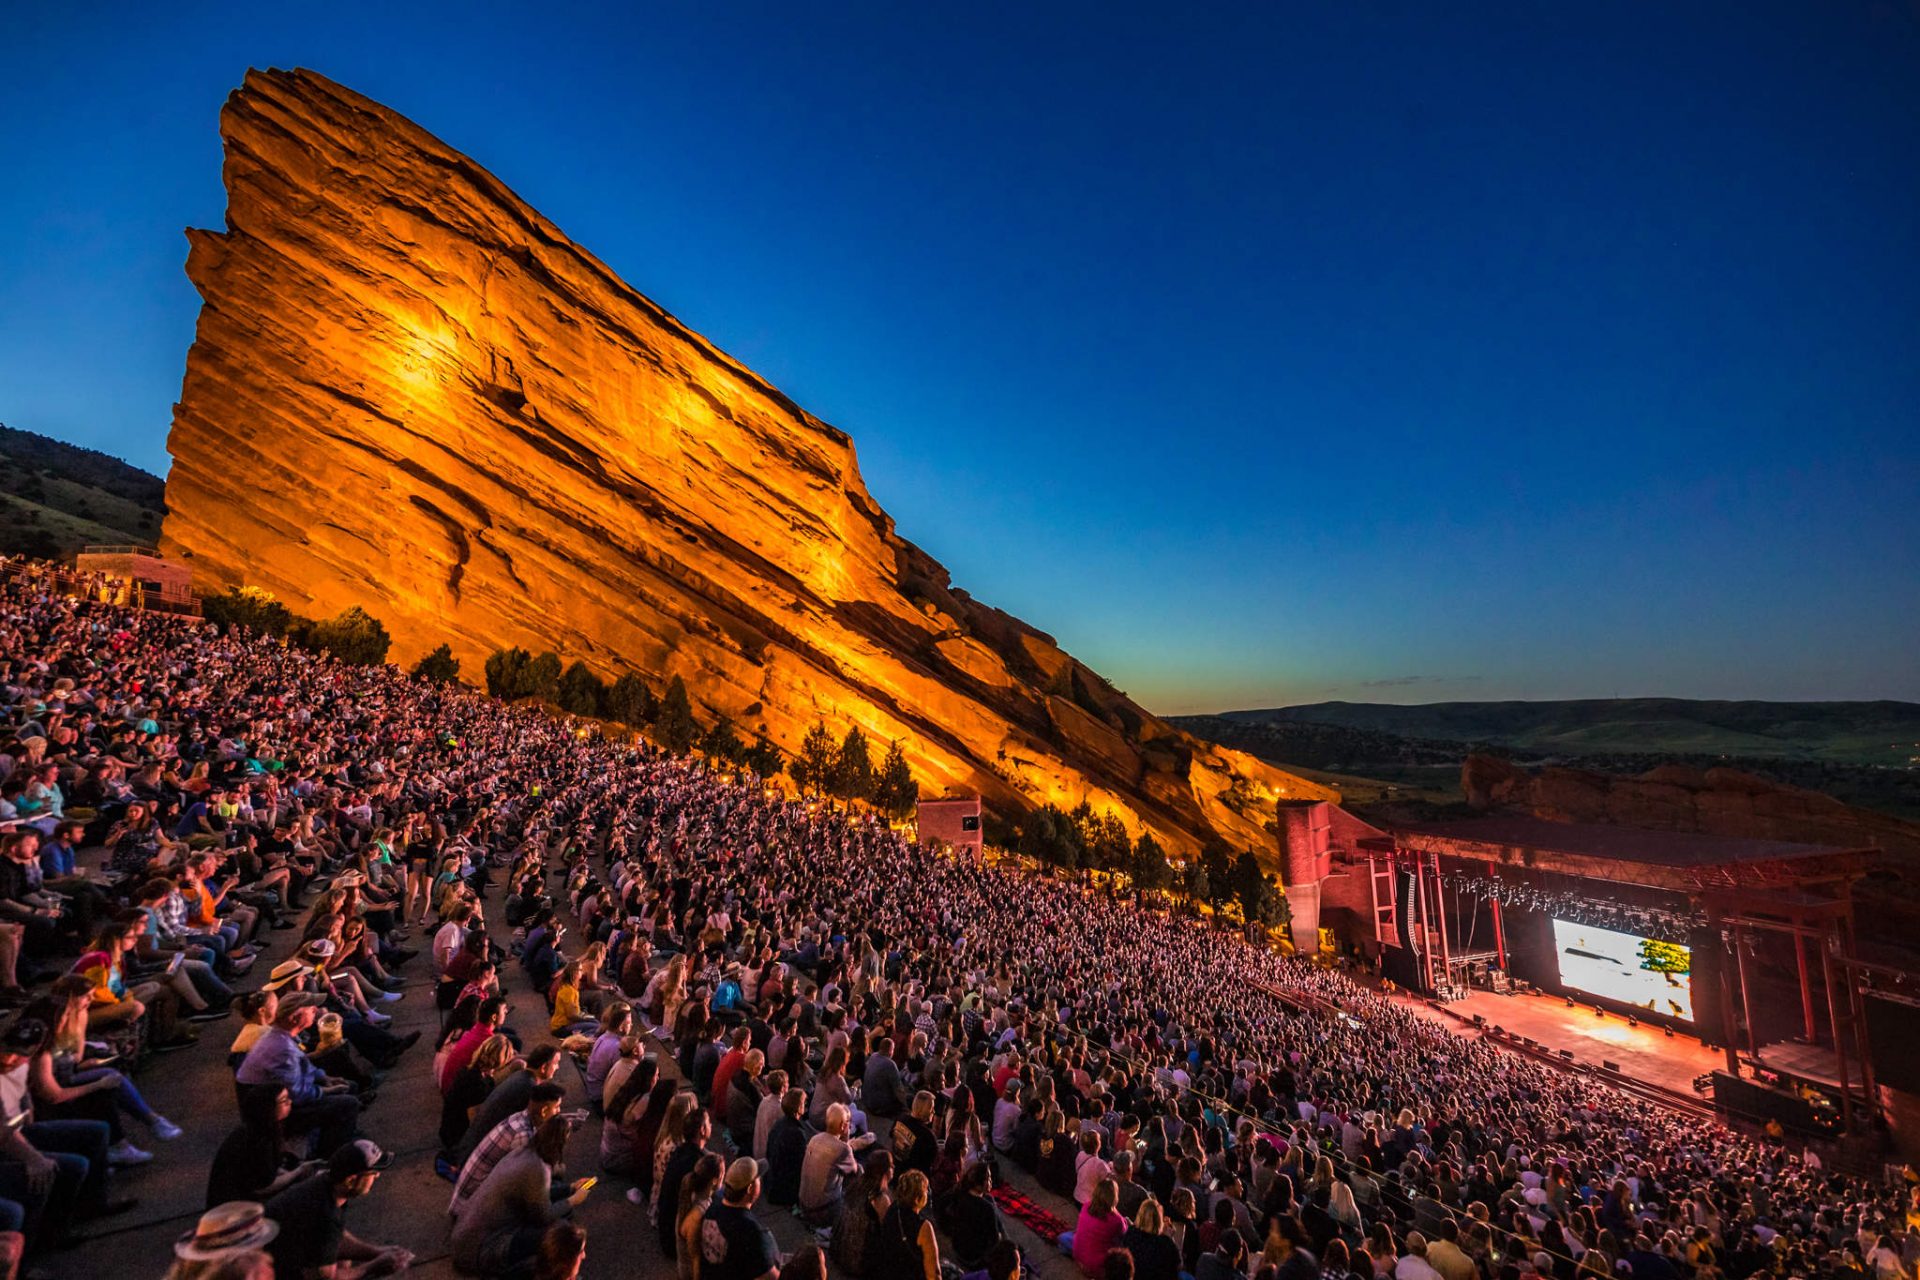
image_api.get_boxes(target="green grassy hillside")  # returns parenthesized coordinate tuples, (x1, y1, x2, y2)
(0, 425, 166, 559)
(1216, 698, 1920, 767)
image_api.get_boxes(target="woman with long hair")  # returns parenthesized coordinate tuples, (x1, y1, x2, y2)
(673, 1153, 723, 1280)
(599, 1055, 662, 1175)
(548, 961, 595, 1036)
(808, 1044, 860, 1132)
(874, 1169, 940, 1280)
(45, 974, 181, 1141)
(441, 1033, 520, 1149)
(74, 914, 192, 1045)
(206, 1084, 317, 1208)
(831, 1150, 894, 1277)
(647, 1091, 700, 1217)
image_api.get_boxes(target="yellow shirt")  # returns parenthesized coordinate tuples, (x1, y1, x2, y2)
(550, 981, 583, 1033)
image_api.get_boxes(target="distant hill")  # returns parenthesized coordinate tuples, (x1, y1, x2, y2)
(1209, 699, 1920, 768)
(0, 425, 167, 560)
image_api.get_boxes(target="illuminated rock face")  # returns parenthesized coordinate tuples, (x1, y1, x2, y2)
(163, 68, 1334, 853)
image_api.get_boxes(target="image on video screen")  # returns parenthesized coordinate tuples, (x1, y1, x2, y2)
(1551, 918, 1693, 1021)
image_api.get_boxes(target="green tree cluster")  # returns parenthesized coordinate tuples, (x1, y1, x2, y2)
(201, 586, 295, 638)
(785, 721, 915, 815)
(472, 649, 780, 778)
(202, 588, 391, 666)
(654, 675, 699, 755)
(294, 606, 392, 666)
(483, 647, 564, 701)
(410, 643, 461, 683)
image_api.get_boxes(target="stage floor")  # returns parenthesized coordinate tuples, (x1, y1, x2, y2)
(1755, 1039, 1846, 1088)
(1391, 987, 1726, 1094)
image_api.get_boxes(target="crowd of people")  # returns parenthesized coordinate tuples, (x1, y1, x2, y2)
(0, 552, 1914, 1280)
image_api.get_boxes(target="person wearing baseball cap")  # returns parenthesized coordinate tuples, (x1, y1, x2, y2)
(263, 1138, 411, 1280)
(702, 1156, 779, 1280)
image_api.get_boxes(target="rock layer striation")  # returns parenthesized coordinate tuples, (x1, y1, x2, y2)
(163, 68, 1333, 853)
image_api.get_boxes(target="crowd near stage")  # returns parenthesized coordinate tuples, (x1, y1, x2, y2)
(1276, 801, 1920, 1154)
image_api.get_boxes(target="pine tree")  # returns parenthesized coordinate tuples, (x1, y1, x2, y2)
(792, 723, 837, 796)
(525, 651, 562, 702)
(201, 586, 294, 638)
(744, 732, 784, 780)
(1230, 850, 1267, 923)
(484, 647, 534, 698)
(605, 673, 656, 727)
(700, 715, 744, 765)
(1087, 812, 1131, 883)
(294, 606, 392, 666)
(1201, 845, 1235, 908)
(1131, 831, 1171, 897)
(1181, 861, 1210, 912)
(831, 726, 875, 804)
(1019, 804, 1082, 876)
(873, 740, 917, 820)
(655, 675, 698, 755)
(555, 660, 607, 717)
(410, 644, 462, 684)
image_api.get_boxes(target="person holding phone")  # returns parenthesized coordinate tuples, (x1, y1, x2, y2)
(73, 912, 197, 1048)
(0, 1017, 136, 1251)
(448, 1117, 588, 1276)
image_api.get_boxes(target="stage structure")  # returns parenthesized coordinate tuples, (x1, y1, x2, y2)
(1281, 803, 1899, 1136)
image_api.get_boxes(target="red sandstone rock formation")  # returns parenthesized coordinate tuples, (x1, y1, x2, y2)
(161, 68, 1334, 853)
(1462, 754, 1920, 860)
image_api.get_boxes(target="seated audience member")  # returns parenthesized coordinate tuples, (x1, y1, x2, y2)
(235, 992, 361, 1156)
(263, 1139, 413, 1280)
(447, 1117, 590, 1276)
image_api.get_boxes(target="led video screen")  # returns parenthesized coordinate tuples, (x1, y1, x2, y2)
(1551, 918, 1693, 1021)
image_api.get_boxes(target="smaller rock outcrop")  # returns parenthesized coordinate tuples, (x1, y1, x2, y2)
(1462, 753, 1920, 861)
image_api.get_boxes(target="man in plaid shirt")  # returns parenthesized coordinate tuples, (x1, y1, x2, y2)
(448, 1082, 566, 1218)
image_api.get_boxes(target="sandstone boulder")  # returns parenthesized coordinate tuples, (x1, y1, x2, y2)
(161, 68, 1334, 854)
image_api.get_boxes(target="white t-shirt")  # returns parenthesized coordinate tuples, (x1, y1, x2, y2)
(434, 920, 466, 972)
(0, 1062, 31, 1126)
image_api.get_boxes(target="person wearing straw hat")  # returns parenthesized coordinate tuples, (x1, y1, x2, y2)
(170, 1201, 278, 1280)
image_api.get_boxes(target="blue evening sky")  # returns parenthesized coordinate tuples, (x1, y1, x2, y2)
(3, 2, 1916, 712)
